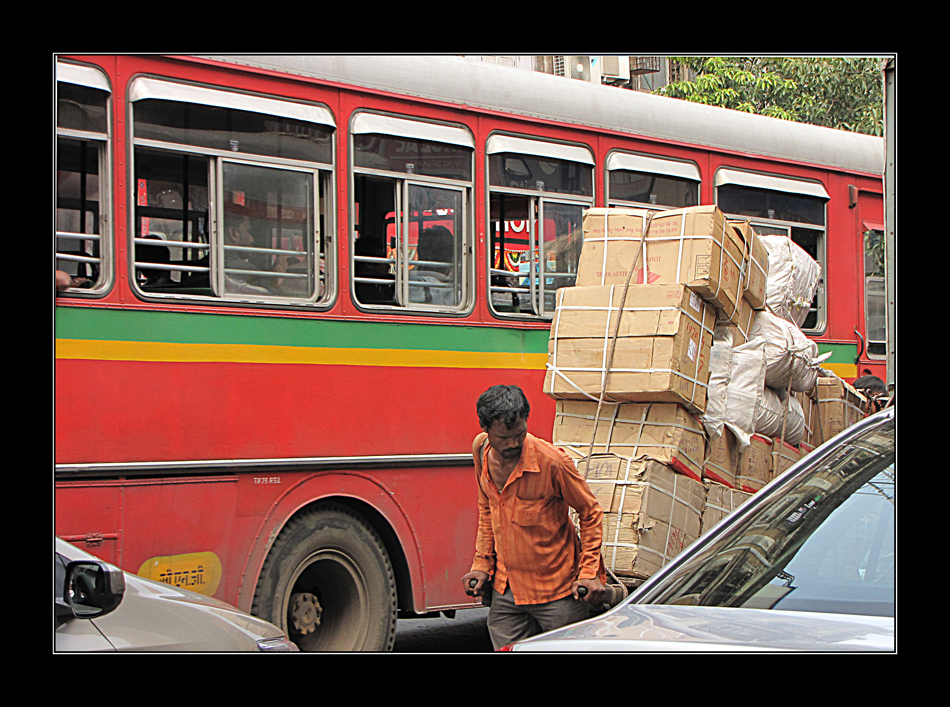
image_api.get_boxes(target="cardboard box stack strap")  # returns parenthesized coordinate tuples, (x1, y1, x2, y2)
(701, 482, 753, 535)
(544, 283, 715, 414)
(554, 400, 706, 481)
(575, 454, 707, 581)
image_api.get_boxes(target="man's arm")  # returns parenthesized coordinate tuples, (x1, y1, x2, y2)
(464, 434, 495, 595)
(555, 453, 608, 602)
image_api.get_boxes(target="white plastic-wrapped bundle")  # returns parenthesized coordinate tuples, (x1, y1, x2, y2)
(759, 235, 821, 328)
(701, 332, 767, 449)
(723, 337, 767, 448)
(750, 310, 828, 393)
(754, 385, 805, 447)
(701, 326, 734, 439)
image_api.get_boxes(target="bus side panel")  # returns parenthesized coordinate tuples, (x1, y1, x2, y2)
(55, 355, 553, 464)
(55, 481, 123, 566)
(237, 468, 480, 615)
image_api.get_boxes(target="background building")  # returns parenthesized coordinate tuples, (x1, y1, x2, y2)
(459, 55, 688, 92)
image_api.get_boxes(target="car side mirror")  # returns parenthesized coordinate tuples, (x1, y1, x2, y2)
(56, 560, 126, 620)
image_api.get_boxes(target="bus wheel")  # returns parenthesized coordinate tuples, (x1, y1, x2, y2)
(252, 503, 398, 651)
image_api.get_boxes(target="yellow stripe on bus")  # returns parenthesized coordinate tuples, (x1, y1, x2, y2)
(55, 338, 549, 370)
(820, 362, 858, 379)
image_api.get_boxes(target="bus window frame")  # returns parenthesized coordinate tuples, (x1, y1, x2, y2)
(349, 110, 475, 316)
(714, 168, 829, 336)
(486, 133, 594, 321)
(56, 62, 113, 297)
(128, 77, 337, 309)
(605, 150, 701, 210)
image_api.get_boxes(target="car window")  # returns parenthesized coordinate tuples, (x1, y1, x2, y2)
(640, 414, 895, 617)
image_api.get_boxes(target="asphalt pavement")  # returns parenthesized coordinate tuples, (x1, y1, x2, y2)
(393, 606, 494, 652)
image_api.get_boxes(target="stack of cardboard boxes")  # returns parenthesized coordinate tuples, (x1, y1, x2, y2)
(543, 205, 871, 583)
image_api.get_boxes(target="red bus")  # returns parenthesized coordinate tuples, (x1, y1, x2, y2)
(54, 54, 886, 651)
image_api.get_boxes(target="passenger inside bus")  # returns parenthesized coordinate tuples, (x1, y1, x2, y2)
(409, 225, 455, 305)
(136, 234, 173, 288)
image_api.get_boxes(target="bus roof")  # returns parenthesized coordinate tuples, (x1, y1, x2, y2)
(197, 54, 884, 177)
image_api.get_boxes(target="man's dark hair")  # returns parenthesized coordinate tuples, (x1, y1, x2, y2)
(477, 384, 530, 431)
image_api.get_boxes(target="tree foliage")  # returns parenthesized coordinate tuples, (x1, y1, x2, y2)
(655, 57, 884, 136)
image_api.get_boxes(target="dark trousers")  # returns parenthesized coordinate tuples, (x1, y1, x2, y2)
(486, 584, 590, 650)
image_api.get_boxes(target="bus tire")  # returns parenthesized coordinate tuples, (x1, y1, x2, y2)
(252, 503, 398, 652)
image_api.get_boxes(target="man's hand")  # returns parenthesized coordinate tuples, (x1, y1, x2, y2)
(462, 570, 490, 597)
(572, 577, 606, 605)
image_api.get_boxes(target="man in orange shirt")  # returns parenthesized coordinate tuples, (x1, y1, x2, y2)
(462, 384, 607, 649)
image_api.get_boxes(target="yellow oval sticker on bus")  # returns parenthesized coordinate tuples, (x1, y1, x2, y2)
(137, 552, 223, 597)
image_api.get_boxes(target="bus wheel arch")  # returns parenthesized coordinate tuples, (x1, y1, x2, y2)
(251, 500, 402, 652)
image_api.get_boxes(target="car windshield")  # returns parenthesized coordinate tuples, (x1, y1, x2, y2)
(637, 412, 895, 617)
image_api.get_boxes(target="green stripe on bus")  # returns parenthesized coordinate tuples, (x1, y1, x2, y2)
(54, 306, 550, 355)
(817, 342, 858, 363)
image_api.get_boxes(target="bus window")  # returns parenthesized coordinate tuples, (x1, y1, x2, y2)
(606, 152, 700, 209)
(129, 79, 334, 304)
(715, 170, 828, 333)
(864, 229, 886, 358)
(487, 135, 593, 318)
(351, 114, 473, 312)
(56, 67, 110, 293)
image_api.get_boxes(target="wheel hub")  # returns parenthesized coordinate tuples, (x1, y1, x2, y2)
(289, 592, 322, 635)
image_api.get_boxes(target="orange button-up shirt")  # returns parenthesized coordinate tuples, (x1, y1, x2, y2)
(471, 432, 606, 605)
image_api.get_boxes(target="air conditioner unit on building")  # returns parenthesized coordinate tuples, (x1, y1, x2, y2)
(569, 56, 591, 81)
(599, 56, 630, 83)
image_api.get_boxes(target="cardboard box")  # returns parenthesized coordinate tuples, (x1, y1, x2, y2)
(575, 455, 707, 580)
(727, 219, 769, 310)
(816, 376, 868, 443)
(554, 400, 706, 481)
(736, 433, 773, 493)
(794, 390, 819, 448)
(577, 206, 745, 323)
(544, 284, 715, 413)
(701, 482, 753, 535)
(703, 428, 738, 488)
(771, 437, 801, 476)
(717, 294, 756, 345)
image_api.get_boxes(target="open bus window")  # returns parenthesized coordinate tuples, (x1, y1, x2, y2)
(351, 121, 473, 313)
(488, 194, 584, 318)
(130, 86, 333, 305)
(56, 78, 109, 293)
(717, 181, 827, 334)
(353, 176, 467, 309)
(486, 140, 592, 319)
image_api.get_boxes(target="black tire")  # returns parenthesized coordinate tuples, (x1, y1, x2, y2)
(252, 503, 398, 651)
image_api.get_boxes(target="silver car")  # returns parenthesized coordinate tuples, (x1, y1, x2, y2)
(502, 406, 895, 652)
(55, 538, 298, 652)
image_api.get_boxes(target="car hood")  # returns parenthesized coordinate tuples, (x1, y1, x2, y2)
(507, 603, 894, 652)
(56, 538, 285, 651)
